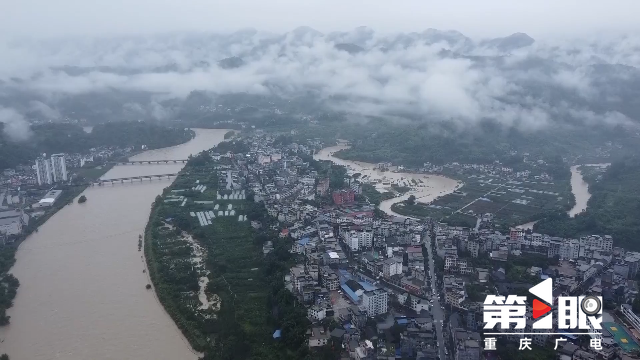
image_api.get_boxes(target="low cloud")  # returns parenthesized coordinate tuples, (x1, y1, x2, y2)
(29, 100, 60, 119)
(0, 28, 638, 131)
(0, 107, 32, 141)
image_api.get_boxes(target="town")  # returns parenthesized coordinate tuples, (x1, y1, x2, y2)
(147, 131, 640, 360)
(0, 145, 139, 245)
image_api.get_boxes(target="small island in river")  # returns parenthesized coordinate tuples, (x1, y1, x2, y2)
(78, 195, 87, 203)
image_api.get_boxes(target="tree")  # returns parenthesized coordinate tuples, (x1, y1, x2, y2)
(0, 354, 9, 360)
(406, 195, 416, 205)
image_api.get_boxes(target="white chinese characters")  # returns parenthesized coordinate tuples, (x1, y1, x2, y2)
(483, 295, 527, 330)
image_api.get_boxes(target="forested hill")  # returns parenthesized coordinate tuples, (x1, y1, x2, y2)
(534, 158, 640, 250)
(91, 122, 193, 149)
(332, 119, 639, 168)
(0, 121, 193, 170)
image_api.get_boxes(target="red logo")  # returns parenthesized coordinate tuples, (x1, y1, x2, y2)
(532, 299, 552, 319)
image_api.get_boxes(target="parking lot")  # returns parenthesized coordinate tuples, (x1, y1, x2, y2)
(330, 290, 352, 318)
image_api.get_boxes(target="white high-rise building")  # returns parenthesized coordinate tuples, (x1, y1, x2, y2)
(358, 230, 373, 249)
(35, 157, 52, 185)
(362, 289, 388, 317)
(50, 154, 68, 182)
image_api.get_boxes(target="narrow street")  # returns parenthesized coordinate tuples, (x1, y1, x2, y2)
(425, 229, 447, 360)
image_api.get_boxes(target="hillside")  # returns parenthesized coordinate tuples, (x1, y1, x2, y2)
(534, 158, 640, 250)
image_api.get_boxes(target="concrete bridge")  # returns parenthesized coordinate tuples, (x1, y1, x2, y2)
(93, 173, 178, 185)
(113, 160, 188, 165)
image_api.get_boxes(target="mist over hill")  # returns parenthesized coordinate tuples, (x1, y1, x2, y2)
(1, 26, 640, 138)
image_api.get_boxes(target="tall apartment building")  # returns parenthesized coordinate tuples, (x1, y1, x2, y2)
(358, 229, 373, 249)
(467, 239, 480, 258)
(35, 157, 52, 185)
(382, 257, 403, 278)
(316, 178, 330, 196)
(559, 239, 580, 259)
(321, 267, 340, 290)
(362, 289, 388, 317)
(332, 189, 355, 205)
(51, 153, 68, 182)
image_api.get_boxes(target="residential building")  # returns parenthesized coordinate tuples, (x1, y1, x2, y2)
(321, 267, 340, 291)
(332, 189, 355, 205)
(35, 157, 52, 185)
(308, 305, 326, 321)
(560, 239, 580, 260)
(348, 235, 360, 252)
(468, 239, 480, 258)
(624, 252, 640, 279)
(317, 178, 330, 196)
(358, 229, 373, 249)
(382, 257, 403, 278)
(350, 181, 362, 194)
(308, 327, 330, 347)
(362, 289, 388, 317)
(401, 277, 425, 296)
(445, 255, 458, 270)
(50, 153, 68, 182)
(548, 237, 562, 258)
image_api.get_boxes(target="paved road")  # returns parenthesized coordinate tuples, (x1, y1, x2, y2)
(425, 229, 447, 360)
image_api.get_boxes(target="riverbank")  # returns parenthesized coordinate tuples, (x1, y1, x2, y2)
(0, 129, 227, 360)
(568, 165, 590, 217)
(318, 145, 591, 229)
(143, 154, 261, 355)
(0, 162, 114, 327)
(314, 145, 461, 218)
(567, 164, 610, 218)
(532, 160, 640, 249)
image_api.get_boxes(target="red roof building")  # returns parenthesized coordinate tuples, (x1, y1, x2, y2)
(332, 189, 355, 205)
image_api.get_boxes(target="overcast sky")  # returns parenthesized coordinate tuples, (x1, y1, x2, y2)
(2, 0, 639, 39)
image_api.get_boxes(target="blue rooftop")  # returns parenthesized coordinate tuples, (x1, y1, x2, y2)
(341, 283, 360, 303)
(396, 319, 408, 325)
(338, 269, 353, 284)
(298, 237, 310, 246)
(338, 269, 351, 276)
(358, 281, 377, 292)
(273, 329, 282, 339)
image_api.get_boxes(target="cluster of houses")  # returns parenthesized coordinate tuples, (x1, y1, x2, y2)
(421, 161, 554, 182)
(239, 134, 456, 358)
(433, 218, 640, 360)
(0, 144, 138, 241)
(222, 132, 640, 360)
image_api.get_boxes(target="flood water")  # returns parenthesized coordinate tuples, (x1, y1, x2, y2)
(517, 163, 610, 229)
(0, 129, 230, 360)
(567, 164, 611, 218)
(568, 165, 591, 217)
(314, 145, 460, 218)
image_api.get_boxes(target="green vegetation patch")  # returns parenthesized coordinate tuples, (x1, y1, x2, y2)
(535, 158, 640, 250)
(146, 150, 312, 359)
(391, 174, 571, 227)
